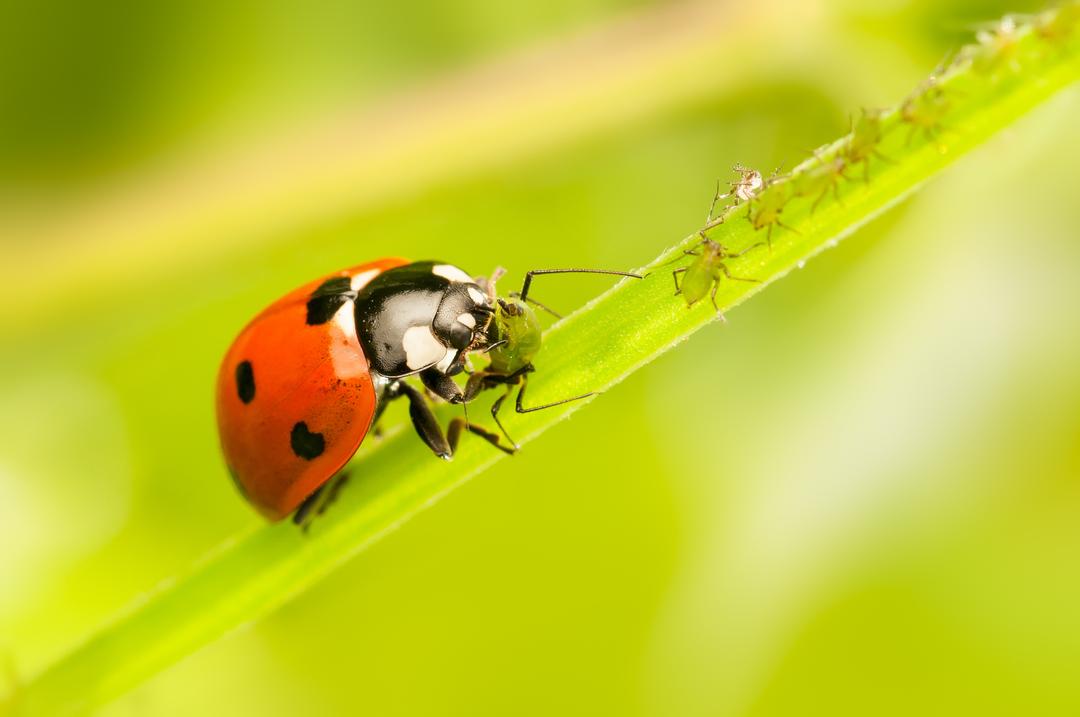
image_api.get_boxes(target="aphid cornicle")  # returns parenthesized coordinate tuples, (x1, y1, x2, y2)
(671, 237, 763, 317)
(216, 260, 640, 524)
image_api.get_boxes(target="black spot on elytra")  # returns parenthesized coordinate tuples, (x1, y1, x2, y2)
(235, 361, 255, 403)
(306, 276, 354, 325)
(291, 421, 325, 460)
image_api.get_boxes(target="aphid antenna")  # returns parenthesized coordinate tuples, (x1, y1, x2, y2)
(649, 235, 711, 271)
(705, 178, 727, 223)
(480, 266, 508, 301)
(519, 268, 643, 303)
(507, 291, 563, 319)
(724, 240, 767, 259)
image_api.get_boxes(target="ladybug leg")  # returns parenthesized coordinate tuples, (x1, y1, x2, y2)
(368, 397, 392, 441)
(462, 371, 492, 403)
(399, 382, 453, 459)
(292, 471, 352, 531)
(419, 367, 464, 404)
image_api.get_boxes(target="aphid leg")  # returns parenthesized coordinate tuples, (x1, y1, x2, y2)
(906, 124, 919, 146)
(873, 149, 895, 164)
(709, 280, 726, 321)
(830, 179, 845, 207)
(706, 179, 724, 223)
(775, 219, 801, 237)
(672, 267, 687, 295)
(727, 241, 766, 258)
(515, 370, 594, 414)
(719, 264, 762, 284)
(489, 383, 521, 450)
(811, 187, 831, 213)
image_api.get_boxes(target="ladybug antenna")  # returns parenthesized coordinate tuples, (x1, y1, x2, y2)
(518, 268, 643, 303)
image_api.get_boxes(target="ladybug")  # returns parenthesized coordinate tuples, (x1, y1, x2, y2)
(216, 259, 640, 522)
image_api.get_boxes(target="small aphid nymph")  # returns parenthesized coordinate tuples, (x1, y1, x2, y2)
(971, 16, 1023, 76)
(900, 75, 953, 146)
(672, 237, 763, 318)
(1035, 3, 1080, 45)
(791, 151, 848, 212)
(746, 176, 797, 248)
(843, 108, 891, 182)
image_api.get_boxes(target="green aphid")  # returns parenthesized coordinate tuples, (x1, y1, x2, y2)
(746, 179, 796, 248)
(842, 108, 891, 182)
(672, 237, 763, 317)
(971, 16, 1022, 76)
(791, 153, 848, 212)
(461, 267, 641, 450)
(1036, 2, 1080, 44)
(900, 77, 953, 145)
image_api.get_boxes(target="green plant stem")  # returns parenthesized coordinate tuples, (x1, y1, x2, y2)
(8, 14, 1078, 717)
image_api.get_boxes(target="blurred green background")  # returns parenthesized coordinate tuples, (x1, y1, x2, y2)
(3, 0, 1080, 714)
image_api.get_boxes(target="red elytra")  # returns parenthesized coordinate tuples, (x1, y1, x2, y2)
(215, 258, 407, 520)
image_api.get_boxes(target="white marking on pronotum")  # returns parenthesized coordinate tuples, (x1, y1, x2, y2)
(402, 325, 447, 370)
(432, 264, 473, 283)
(457, 313, 477, 329)
(435, 349, 458, 374)
(350, 269, 379, 291)
(467, 287, 486, 305)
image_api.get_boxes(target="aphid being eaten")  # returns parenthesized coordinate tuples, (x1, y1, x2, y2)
(900, 75, 954, 146)
(671, 237, 763, 318)
(791, 151, 848, 212)
(842, 108, 891, 182)
(746, 175, 797, 248)
(457, 267, 640, 451)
